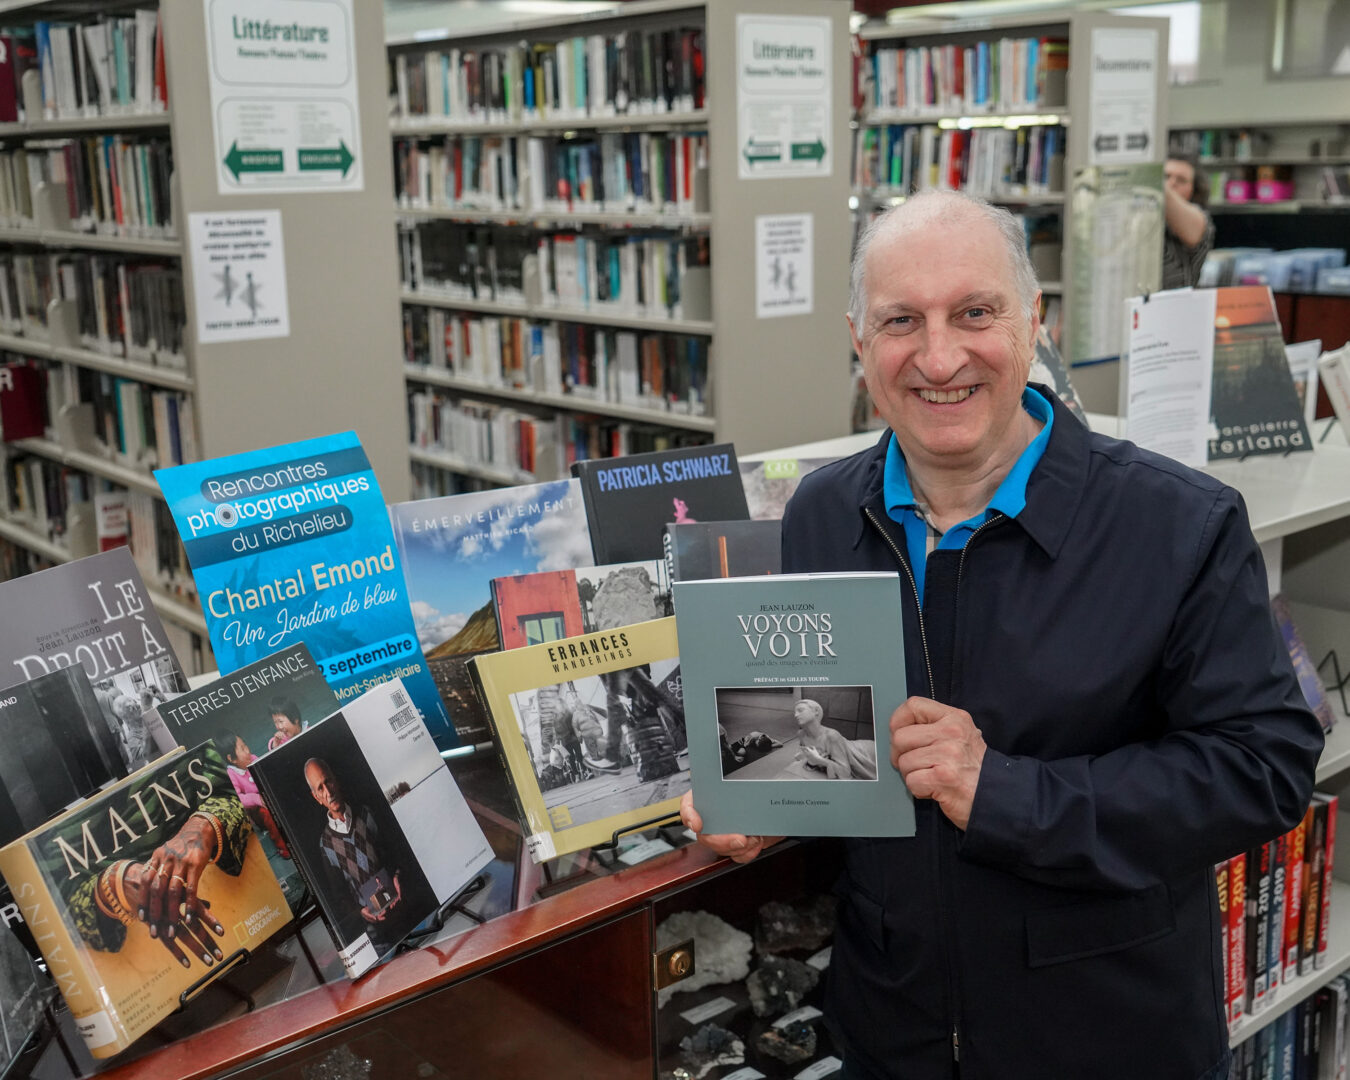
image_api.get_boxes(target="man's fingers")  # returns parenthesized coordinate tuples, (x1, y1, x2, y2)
(679, 790, 704, 835)
(890, 696, 958, 732)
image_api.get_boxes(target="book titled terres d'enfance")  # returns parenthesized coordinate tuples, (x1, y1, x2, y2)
(0, 745, 290, 1058)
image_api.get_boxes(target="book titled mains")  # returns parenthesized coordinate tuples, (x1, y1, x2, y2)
(0, 744, 290, 1058)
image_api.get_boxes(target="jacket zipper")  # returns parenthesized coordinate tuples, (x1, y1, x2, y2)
(865, 505, 1006, 1073)
(863, 506, 935, 697)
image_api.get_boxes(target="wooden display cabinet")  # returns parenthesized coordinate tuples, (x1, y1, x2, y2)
(21, 749, 844, 1080)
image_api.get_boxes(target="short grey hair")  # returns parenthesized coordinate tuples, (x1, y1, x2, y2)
(848, 190, 1040, 332)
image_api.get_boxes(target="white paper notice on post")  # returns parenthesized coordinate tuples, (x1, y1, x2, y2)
(756, 213, 813, 319)
(189, 210, 291, 344)
(204, 0, 363, 194)
(1123, 289, 1216, 468)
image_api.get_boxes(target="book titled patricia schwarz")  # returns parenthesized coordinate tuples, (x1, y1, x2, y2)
(571, 443, 749, 564)
(155, 432, 454, 749)
(0, 745, 290, 1058)
(672, 573, 913, 838)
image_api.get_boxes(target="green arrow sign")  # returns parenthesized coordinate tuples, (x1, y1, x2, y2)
(298, 141, 356, 177)
(791, 138, 826, 162)
(224, 142, 284, 179)
(743, 138, 780, 165)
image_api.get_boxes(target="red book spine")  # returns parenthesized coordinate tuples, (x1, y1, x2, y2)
(1317, 792, 1338, 969)
(1228, 853, 1248, 1025)
(1216, 861, 1232, 1015)
(1300, 801, 1327, 976)
(153, 11, 167, 108)
(1283, 814, 1307, 983)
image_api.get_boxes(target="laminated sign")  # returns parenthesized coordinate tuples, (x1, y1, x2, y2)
(156, 432, 455, 747)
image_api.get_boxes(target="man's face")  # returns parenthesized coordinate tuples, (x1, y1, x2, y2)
(1164, 159, 1195, 202)
(849, 213, 1039, 473)
(272, 712, 301, 738)
(305, 761, 344, 817)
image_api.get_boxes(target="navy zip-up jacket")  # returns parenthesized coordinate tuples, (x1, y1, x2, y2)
(780, 386, 1323, 1079)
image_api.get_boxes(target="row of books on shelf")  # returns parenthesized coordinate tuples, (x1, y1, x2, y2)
(0, 11, 165, 124)
(851, 123, 1065, 198)
(2, 357, 197, 472)
(408, 390, 710, 481)
(0, 445, 193, 592)
(1200, 248, 1349, 295)
(1229, 980, 1350, 1080)
(0, 135, 174, 238)
(0, 251, 187, 367)
(393, 130, 708, 217)
(390, 26, 706, 125)
(863, 36, 1068, 116)
(400, 221, 712, 322)
(1218, 795, 1339, 1032)
(403, 306, 710, 415)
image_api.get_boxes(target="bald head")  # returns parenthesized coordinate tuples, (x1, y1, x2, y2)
(305, 757, 345, 817)
(849, 191, 1040, 333)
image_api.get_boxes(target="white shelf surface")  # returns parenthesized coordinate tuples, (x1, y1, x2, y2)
(395, 205, 712, 229)
(1209, 201, 1350, 214)
(407, 445, 535, 486)
(7, 437, 163, 498)
(400, 289, 714, 336)
(0, 331, 193, 391)
(1205, 443, 1350, 544)
(1229, 881, 1350, 1046)
(0, 226, 180, 257)
(0, 111, 170, 137)
(390, 109, 708, 138)
(0, 515, 205, 635)
(404, 363, 715, 432)
(860, 108, 1070, 127)
(856, 187, 1065, 207)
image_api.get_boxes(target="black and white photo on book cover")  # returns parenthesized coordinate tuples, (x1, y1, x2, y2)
(715, 685, 879, 783)
(0, 547, 190, 773)
(505, 659, 688, 833)
(249, 680, 492, 977)
(0, 666, 128, 848)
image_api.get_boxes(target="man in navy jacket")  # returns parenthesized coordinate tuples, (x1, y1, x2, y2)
(681, 191, 1323, 1079)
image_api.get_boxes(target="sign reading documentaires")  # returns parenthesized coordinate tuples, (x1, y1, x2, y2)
(156, 432, 456, 748)
(203, 0, 364, 194)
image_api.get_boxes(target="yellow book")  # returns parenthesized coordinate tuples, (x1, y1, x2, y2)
(0, 746, 290, 1059)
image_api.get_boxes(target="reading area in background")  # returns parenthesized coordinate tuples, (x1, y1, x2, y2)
(155, 432, 454, 749)
(389, 477, 592, 744)
(673, 572, 913, 839)
(249, 679, 492, 980)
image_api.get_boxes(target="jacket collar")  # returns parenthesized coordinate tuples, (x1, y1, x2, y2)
(854, 384, 1089, 560)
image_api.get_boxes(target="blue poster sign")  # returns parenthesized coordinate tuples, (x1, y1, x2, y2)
(155, 432, 455, 747)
